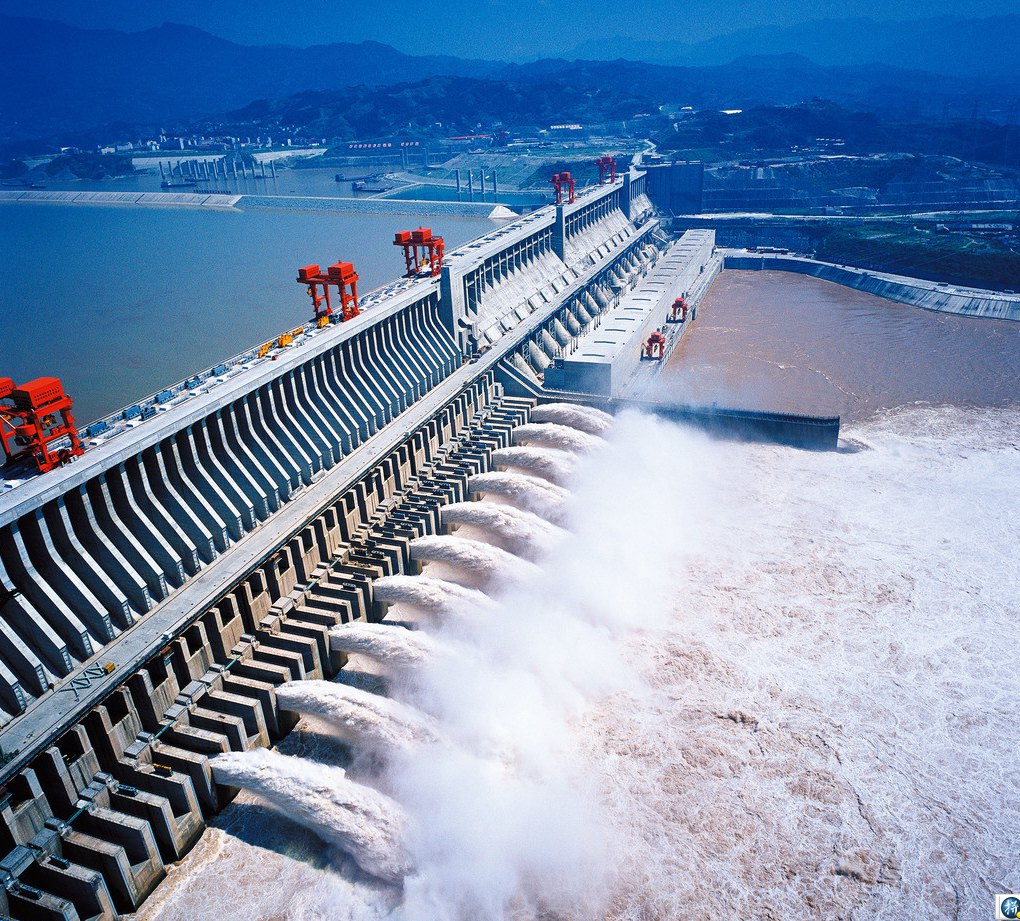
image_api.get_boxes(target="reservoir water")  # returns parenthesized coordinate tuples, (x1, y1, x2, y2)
(0, 202, 495, 423)
(132, 267, 1020, 920)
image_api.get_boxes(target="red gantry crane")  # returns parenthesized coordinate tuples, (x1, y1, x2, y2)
(641, 330, 667, 361)
(393, 227, 445, 278)
(596, 156, 617, 184)
(550, 171, 576, 205)
(0, 376, 85, 473)
(296, 260, 360, 327)
(667, 296, 689, 323)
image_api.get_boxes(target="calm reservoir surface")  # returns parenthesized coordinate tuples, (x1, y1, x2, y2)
(0, 202, 495, 422)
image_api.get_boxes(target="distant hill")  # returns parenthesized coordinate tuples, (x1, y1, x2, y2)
(0, 16, 499, 139)
(1, 14, 1015, 151)
(568, 15, 1020, 82)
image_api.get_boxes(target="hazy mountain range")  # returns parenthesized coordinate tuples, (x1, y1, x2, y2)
(568, 15, 1020, 80)
(1, 14, 1017, 146)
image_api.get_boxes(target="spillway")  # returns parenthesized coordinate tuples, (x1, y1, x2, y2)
(372, 574, 497, 618)
(440, 501, 565, 559)
(274, 680, 440, 753)
(210, 749, 411, 883)
(329, 623, 441, 670)
(0, 167, 826, 921)
(490, 446, 579, 486)
(409, 534, 539, 589)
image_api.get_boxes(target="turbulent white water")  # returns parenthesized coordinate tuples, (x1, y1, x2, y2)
(140, 404, 1020, 921)
(275, 681, 441, 754)
(529, 402, 613, 435)
(210, 749, 412, 884)
(440, 501, 565, 559)
(329, 623, 439, 670)
(408, 534, 539, 589)
(372, 574, 497, 620)
(490, 446, 578, 486)
(512, 422, 603, 455)
(468, 471, 570, 525)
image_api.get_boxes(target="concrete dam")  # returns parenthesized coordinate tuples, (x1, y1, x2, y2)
(0, 168, 742, 919)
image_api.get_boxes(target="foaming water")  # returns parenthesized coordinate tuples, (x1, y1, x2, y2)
(440, 501, 565, 559)
(490, 446, 578, 486)
(372, 575, 496, 619)
(210, 749, 412, 884)
(275, 681, 441, 754)
(529, 403, 613, 435)
(329, 623, 439, 670)
(408, 535, 539, 589)
(512, 422, 603, 454)
(140, 405, 1020, 921)
(468, 471, 570, 525)
(582, 405, 1020, 919)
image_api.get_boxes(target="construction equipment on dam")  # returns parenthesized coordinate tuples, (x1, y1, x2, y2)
(296, 260, 361, 327)
(0, 378, 85, 475)
(0, 166, 838, 919)
(393, 227, 445, 278)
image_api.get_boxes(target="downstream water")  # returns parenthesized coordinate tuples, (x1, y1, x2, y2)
(662, 270, 1020, 421)
(0, 203, 494, 422)
(70, 263, 1016, 920)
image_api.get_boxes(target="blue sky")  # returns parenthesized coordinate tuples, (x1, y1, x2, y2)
(1, 0, 1014, 58)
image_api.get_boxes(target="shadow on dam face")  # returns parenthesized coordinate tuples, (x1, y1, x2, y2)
(540, 397, 842, 451)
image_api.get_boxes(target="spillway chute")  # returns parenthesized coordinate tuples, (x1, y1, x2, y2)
(529, 402, 613, 435)
(490, 446, 578, 486)
(440, 501, 565, 559)
(512, 422, 603, 455)
(373, 574, 497, 618)
(211, 748, 412, 884)
(329, 622, 439, 670)
(409, 534, 539, 589)
(275, 680, 441, 753)
(468, 471, 570, 525)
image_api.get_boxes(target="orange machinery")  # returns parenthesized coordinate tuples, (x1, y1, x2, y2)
(667, 296, 688, 323)
(0, 376, 85, 473)
(550, 171, 576, 205)
(596, 155, 617, 184)
(296, 261, 360, 327)
(641, 330, 667, 361)
(394, 227, 445, 278)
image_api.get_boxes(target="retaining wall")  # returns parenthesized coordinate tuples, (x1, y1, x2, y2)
(724, 252, 1020, 322)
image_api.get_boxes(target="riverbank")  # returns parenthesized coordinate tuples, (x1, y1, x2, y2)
(724, 250, 1020, 321)
(0, 189, 517, 218)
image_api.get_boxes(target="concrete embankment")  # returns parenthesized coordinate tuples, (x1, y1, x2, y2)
(0, 190, 240, 208)
(238, 194, 511, 218)
(0, 190, 513, 218)
(724, 251, 1020, 322)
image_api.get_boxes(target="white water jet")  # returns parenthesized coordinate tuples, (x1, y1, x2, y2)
(441, 501, 566, 559)
(329, 623, 438, 670)
(490, 446, 578, 487)
(512, 422, 603, 455)
(275, 680, 440, 753)
(373, 575, 497, 618)
(211, 748, 412, 884)
(530, 403, 613, 435)
(468, 471, 570, 525)
(409, 535, 539, 589)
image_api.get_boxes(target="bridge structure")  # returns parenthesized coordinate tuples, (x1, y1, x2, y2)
(0, 167, 731, 919)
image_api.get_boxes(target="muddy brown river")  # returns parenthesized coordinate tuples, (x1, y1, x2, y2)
(659, 270, 1020, 421)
